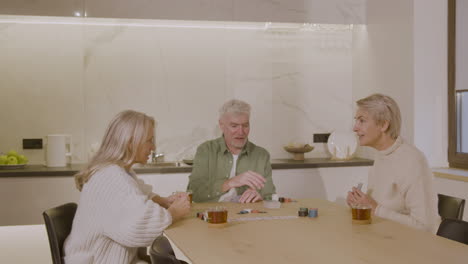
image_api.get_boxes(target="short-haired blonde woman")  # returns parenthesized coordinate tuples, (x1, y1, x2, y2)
(347, 94, 439, 232)
(64, 110, 190, 264)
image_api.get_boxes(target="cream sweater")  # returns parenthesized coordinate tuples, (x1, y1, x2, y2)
(63, 165, 172, 264)
(368, 137, 440, 233)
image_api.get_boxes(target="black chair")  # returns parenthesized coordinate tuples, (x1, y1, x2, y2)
(438, 193, 465, 220)
(43, 203, 77, 264)
(437, 218, 468, 245)
(150, 235, 188, 264)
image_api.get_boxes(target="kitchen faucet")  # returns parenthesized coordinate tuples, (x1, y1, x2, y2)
(150, 151, 164, 163)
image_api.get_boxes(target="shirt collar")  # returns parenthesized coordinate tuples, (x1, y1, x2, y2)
(379, 136, 403, 156)
(218, 136, 252, 156)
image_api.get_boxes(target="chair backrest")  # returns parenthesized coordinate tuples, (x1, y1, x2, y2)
(438, 193, 465, 220)
(150, 235, 186, 264)
(437, 218, 468, 245)
(43, 202, 77, 264)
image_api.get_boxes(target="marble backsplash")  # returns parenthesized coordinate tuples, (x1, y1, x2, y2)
(0, 16, 355, 164)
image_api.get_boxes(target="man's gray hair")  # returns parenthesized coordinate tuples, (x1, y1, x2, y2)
(219, 99, 251, 119)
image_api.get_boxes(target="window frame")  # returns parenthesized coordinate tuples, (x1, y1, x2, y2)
(448, 0, 468, 169)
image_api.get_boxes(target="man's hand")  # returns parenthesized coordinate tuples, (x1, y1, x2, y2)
(222, 170, 266, 192)
(238, 188, 262, 203)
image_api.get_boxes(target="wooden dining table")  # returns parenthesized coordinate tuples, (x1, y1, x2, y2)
(164, 199, 468, 264)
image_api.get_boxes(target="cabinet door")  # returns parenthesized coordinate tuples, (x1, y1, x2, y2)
(0, 0, 84, 17)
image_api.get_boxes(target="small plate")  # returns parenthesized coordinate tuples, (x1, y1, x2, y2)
(327, 131, 357, 160)
(0, 164, 27, 170)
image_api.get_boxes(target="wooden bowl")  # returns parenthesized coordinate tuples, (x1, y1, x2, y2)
(283, 144, 314, 160)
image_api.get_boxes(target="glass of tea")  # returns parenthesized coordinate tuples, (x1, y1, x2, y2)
(207, 206, 228, 224)
(187, 190, 193, 203)
(351, 204, 372, 224)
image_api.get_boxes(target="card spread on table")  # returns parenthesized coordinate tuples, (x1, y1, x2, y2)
(228, 215, 299, 222)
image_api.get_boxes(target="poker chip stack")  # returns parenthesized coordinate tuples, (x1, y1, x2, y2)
(298, 207, 318, 218)
(298, 207, 309, 217)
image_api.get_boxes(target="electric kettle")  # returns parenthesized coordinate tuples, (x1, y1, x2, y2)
(45, 134, 72, 167)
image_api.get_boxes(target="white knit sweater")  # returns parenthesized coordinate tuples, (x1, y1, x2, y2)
(368, 137, 440, 233)
(63, 165, 172, 264)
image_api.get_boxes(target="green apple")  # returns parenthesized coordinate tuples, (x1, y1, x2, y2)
(17, 155, 28, 164)
(6, 156, 18, 165)
(0, 155, 7, 165)
(7, 150, 18, 158)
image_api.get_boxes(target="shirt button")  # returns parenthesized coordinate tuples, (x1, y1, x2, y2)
(226, 174, 229, 178)
(208, 195, 210, 198)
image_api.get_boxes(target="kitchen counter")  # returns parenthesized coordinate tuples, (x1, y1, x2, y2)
(0, 158, 373, 177)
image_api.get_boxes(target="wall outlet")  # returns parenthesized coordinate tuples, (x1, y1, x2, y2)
(23, 138, 43, 149)
(313, 133, 331, 143)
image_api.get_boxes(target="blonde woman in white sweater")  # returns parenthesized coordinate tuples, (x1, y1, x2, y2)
(347, 94, 439, 233)
(64, 110, 191, 264)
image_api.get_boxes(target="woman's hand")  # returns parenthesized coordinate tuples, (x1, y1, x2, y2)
(153, 192, 189, 209)
(167, 196, 191, 222)
(347, 187, 378, 213)
(167, 192, 188, 204)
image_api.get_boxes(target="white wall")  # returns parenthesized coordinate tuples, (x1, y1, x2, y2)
(352, 0, 448, 168)
(413, 0, 448, 167)
(351, 0, 415, 160)
(355, 0, 414, 143)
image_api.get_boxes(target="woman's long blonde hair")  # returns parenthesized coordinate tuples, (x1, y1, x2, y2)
(75, 110, 155, 191)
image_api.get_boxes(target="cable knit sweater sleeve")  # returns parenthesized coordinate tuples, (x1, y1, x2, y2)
(90, 166, 172, 247)
(368, 137, 439, 233)
(134, 176, 158, 199)
(374, 157, 436, 231)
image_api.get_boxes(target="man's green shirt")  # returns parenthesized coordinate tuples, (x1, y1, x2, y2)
(187, 137, 276, 203)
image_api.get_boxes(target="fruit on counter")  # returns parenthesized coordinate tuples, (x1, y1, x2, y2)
(0, 155, 7, 165)
(7, 156, 18, 165)
(7, 150, 18, 157)
(18, 154, 28, 164)
(0, 150, 28, 165)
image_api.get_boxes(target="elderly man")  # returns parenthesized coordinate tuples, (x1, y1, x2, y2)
(187, 99, 276, 203)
